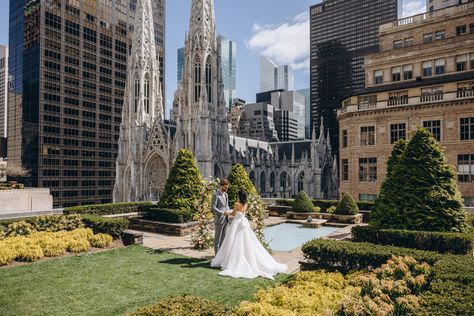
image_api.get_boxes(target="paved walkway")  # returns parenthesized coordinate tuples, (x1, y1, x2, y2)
(135, 217, 357, 275)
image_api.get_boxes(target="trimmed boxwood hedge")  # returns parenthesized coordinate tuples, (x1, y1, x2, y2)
(147, 208, 194, 224)
(81, 215, 129, 239)
(277, 198, 375, 212)
(301, 239, 441, 272)
(352, 226, 474, 255)
(64, 202, 152, 216)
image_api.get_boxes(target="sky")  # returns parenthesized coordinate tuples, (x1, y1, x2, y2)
(0, 0, 427, 115)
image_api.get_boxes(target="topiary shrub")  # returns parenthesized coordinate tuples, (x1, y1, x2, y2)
(89, 233, 113, 248)
(335, 193, 359, 215)
(292, 191, 315, 213)
(158, 149, 203, 212)
(127, 295, 234, 316)
(372, 129, 469, 232)
(227, 163, 258, 207)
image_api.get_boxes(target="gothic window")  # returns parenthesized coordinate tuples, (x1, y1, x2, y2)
(134, 74, 140, 113)
(206, 57, 212, 103)
(194, 55, 201, 102)
(144, 74, 150, 114)
(270, 172, 276, 193)
(280, 172, 287, 191)
(260, 172, 266, 193)
(297, 172, 304, 193)
(249, 171, 256, 186)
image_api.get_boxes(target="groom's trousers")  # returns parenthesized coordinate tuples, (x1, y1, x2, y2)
(214, 222, 228, 254)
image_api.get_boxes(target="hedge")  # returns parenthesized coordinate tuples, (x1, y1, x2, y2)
(0, 215, 84, 236)
(147, 208, 194, 224)
(276, 199, 374, 212)
(352, 226, 474, 255)
(63, 202, 152, 216)
(127, 295, 233, 316)
(81, 215, 129, 239)
(301, 239, 441, 272)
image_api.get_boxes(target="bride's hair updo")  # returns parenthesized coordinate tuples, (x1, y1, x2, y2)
(238, 188, 248, 204)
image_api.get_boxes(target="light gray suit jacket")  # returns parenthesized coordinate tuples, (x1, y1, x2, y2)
(211, 190, 230, 225)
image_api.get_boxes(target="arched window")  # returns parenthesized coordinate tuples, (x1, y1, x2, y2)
(206, 57, 212, 103)
(194, 55, 201, 102)
(270, 172, 276, 193)
(134, 75, 140, 113)
(249, 171, 256, 186)
(297, 172, 304, 193)
(144, 74, 150, 114)
(280, 172, 287, 191)
(260, 172, 266, 193)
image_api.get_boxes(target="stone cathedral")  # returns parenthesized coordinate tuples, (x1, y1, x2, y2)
(114, 0, 339, 202)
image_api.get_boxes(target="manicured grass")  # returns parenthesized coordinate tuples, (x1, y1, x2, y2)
(0, 246, 286, 316)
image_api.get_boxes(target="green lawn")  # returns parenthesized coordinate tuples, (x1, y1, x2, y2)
(0, 246, 286, 316)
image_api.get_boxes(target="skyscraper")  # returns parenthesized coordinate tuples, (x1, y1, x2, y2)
(177, 35, 236, 110)
(427, 0, 469, 11)
(0, 46, 8, 139)
(296, 88, 310, 139)
(8, 0, 165, 207)
(259, 56, 294, 93)
(310, 0, 398, 155)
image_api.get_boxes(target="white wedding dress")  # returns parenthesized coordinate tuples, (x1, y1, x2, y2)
(211, 211, 287, 279)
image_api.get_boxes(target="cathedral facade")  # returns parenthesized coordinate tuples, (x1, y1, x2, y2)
(114, 0, 339, 202)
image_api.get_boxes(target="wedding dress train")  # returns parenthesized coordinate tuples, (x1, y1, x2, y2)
(211, 212, 287, 279)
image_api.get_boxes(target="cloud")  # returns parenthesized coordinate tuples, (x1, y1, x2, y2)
(246, 11, 310, 72)
(402, 0, 426, 17)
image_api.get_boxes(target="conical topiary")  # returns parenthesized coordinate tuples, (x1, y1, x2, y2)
(158, 149, 203, 212)
(335, 193, 359, 215)
(227, 163, 258, 207)
(371, 139, 408, 228)
(372, 128, 469, 232)
(293, 191, 315, 213)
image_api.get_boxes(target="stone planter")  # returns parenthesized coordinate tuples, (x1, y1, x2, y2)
(129, 218, 210, 236)
(331, 213, 363, 224)
(268, 205, 292, 216)
(314, 212, 333, 220)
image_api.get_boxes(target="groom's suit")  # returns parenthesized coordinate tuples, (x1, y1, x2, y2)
(211, 189, 230, 254)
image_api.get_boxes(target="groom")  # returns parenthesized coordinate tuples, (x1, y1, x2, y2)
(211, 179, 231, 254)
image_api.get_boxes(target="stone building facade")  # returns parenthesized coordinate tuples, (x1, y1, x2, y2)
(115, 0, 339, 201)
(337, 3, 474, 205)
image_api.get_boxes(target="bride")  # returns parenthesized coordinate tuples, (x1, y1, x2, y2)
(211, 189, 287, 279)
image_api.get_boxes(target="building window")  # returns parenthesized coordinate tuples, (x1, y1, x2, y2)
(360, 126, 375, 146)
(374, 69, 383, 84)
(403, 65, 413, 80)
(342, 159, 349, 181)
(423, 61, 433, 77)
(435, 30, 445, 40)
(134, 75, 140, 113)
(392, 66, 401, 82)
(358, 95, 377, 109)
(457, 82, 474, 98)
(464, 197, 474, 207)
(458, 154, 474, 182)
(421, 86, 443, 102)
(460, 117, 474, 140)
(388, 90, 408, 106)
(393, 40, 402, 49)
(456, 25, 467, 36)
(456, 55, 467, 71)
(359, 194, 378, 201)
(435, 59, 445, 75)
(471, 54, 474, 69)
(280, 172, 288, 191)
(205, 57, 212, 103)
(359, 158, 377, 182)
(404, 37, 413, 47)
(297, 173, 304, 193)
(390, 123, 406, 144)
(144, 74, 150, 114)
(423, 33, 433, 43)
(194, 55, 201, 102)
(342, 130, 348, 148)
(423, 120, 442, 141)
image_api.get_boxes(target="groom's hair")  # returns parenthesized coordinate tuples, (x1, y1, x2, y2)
(220, 179, 229, 186)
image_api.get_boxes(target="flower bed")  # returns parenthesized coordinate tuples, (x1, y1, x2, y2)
(0, 228, 113, 266)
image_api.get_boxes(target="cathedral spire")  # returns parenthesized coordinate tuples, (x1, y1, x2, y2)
(189, 0, 216, 39)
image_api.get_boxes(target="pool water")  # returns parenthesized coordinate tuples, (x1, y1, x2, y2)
(263, 223, 339, 251)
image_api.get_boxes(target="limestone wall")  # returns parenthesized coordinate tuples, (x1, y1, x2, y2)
(0, 189, 53, 215)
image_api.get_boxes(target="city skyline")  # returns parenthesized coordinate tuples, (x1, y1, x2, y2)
(0, 0, 427, 118)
